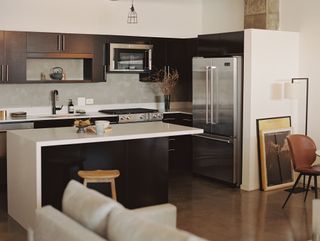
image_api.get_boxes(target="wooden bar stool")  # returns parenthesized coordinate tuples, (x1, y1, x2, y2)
(78, 170, 120, 200)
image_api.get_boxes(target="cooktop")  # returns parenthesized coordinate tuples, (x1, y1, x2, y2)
(99, 108, 158, 115)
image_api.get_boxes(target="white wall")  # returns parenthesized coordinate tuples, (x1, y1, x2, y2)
(242, 29, 299, 191)
(0, 0, 201, 38)
(280, 0, 320, 146)
(201, 0, 244, 34)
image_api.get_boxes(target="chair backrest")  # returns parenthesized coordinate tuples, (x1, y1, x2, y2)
(287, 134, 317, 171)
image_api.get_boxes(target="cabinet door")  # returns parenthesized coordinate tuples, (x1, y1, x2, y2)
(0, 31, 4, 83)
(151, 38, 167, 72)
(5, 31, 26, 83)
(63, 34, 94, 53)
(27, 32, 61, 53)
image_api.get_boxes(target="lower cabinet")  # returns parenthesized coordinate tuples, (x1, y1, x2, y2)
(41, 137, 168, 210)
(163, 113, 193, 171)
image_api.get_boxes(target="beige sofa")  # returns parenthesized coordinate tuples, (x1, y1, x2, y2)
(30, 180, 208, 241)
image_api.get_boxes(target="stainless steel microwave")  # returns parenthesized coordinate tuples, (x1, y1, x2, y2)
(109, 43, 153, 73)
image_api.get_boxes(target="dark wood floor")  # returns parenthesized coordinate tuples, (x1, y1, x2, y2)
(0, 172, 313, 241)
(169, 172, 312, 241)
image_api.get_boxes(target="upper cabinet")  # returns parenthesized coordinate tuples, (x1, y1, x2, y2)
(148, 38, 196, 101)
(27, 33, 94, 54)
(0, 31, 26, 83)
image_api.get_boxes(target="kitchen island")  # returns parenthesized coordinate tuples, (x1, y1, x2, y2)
(7, 122, 202, 229)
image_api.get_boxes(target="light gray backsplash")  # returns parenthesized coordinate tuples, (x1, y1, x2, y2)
(0, 74, 164, 108)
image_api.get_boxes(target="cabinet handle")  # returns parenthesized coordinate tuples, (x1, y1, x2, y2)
(6, 65, 8, 82)
(104, 65, 107, 81)
(169, 149, 175, 152)
(62, 35, 65, 51)
(57, 35, 61, 51)
(0, 65, 2, 82)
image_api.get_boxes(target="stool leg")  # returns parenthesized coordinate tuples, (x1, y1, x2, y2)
(110, 179, 117, 200)
(83, 179, 88, 187)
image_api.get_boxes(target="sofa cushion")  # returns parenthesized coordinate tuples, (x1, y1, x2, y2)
(133, 203, 177, 227)
(106, 208, 208, 241)
(62, 180, 123, 238)
(34, 206, 106, 241)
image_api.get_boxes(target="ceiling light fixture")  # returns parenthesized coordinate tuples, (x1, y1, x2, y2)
(127, 0, 138, 24)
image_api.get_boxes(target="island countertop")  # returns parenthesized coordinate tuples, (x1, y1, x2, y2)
(8, 121, 203, 147)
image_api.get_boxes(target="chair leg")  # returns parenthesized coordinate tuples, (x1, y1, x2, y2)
(304, 175, 312, 202)
(282, 173, 302, 209)
(110, 179, 117, 201)
(315, 176, 318, 199)
(303, 175, 306, 189)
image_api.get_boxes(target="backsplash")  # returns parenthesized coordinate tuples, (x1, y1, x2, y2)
(0, 74, 163, 108)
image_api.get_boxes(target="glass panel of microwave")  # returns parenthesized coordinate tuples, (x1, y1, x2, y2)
(114, 49, 146, 70)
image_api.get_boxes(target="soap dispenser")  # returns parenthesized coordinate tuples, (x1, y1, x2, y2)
(68, 99, 74, 114)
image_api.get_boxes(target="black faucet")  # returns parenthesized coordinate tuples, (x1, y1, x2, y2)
(51, 90, 63, 114)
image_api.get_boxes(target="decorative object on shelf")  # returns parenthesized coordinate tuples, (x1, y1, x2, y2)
(127, 0, 138, 24)
(49, 67, 64, 80)
(256, 116, 294, 191)
(0, 110, 7, 120)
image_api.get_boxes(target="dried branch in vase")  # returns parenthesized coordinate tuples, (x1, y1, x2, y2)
(143, 68, 179, 95)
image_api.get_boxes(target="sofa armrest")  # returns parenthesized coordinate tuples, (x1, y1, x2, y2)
(132, 203, 177, 228)
(33, 206, 106, 241)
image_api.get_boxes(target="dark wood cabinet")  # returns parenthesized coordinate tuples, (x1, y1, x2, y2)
(163, 113, 193, 171)
(149, 38, 196, 101)
(27, 33, 61, 53)
(41, 137, 168, 209)
(0, 31, 26, 83)
(27, 32, 95, 54)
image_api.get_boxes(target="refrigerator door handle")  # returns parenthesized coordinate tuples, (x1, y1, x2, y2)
(205, 66, 210, 124)
(210, 66, 217, 124)
(194, 134, 233, 144)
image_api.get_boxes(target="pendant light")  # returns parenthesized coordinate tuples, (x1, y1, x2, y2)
(127, 0, 138, 24)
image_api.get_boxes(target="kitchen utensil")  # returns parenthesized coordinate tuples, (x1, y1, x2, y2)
(50, 67, 64, 80)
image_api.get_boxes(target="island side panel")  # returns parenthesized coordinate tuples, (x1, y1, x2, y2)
(7, 132, 39, 229)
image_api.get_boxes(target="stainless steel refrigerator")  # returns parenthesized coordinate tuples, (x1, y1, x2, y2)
(192, 56, 242, 186)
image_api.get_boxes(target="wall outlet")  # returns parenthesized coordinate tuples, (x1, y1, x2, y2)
(77, 97, 86, 106)
(86, 98, 94, 105)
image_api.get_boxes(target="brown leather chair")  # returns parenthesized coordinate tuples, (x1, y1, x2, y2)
(282, 134, 320, 208)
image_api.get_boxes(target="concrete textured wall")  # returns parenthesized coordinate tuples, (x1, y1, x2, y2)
(0, 74, 162, 108)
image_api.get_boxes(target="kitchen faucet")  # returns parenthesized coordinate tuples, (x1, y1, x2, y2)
(51, 90, 63, 114)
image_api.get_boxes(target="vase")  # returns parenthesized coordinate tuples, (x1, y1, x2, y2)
(164, 95, 170, 112)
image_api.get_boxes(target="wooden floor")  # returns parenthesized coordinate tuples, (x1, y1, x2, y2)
(169, 172, 312, 241)
(0, 172, 313, 241)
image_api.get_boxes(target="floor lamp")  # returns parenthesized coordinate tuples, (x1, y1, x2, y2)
(285, 77, 309, 192)
(284, 77, 309, 135)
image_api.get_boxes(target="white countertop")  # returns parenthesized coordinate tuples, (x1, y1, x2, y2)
(8, 122, 203, 147)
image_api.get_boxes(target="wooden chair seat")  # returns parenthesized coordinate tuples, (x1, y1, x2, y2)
(78, 170, 120, 180)
(78, 169, 120, 200)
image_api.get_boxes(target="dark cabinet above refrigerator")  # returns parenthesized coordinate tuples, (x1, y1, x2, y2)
(197, 31, 244, 57)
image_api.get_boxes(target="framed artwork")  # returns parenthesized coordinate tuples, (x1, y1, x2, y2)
(259, 128, 294, 191)
(256, 116, 293, 191)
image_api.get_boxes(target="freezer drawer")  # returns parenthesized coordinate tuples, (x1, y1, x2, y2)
(193, 135, 235, 184)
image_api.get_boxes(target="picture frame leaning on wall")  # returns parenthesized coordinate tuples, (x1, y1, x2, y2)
(256, 116, 294, 191)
